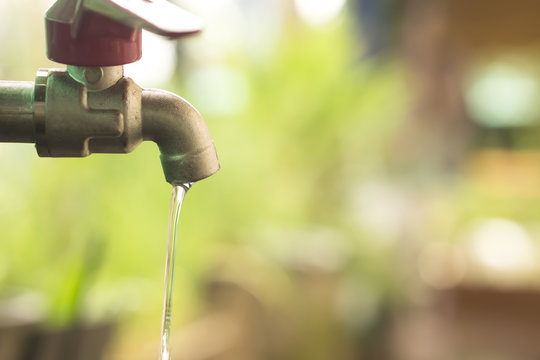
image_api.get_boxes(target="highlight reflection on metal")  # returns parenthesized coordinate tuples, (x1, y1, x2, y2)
(34, 70, 48, 154)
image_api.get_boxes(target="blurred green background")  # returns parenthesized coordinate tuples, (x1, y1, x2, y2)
(3, 0, 540, 359)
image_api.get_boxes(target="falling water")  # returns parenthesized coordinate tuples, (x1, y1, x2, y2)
(160, 183, 191, 360)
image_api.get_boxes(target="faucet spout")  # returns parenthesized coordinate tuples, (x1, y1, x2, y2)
(142, 89, 220, 185)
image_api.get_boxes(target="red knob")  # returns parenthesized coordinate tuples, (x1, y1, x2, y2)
(45, 0, 203, 66)
(47, 9, 142, 66)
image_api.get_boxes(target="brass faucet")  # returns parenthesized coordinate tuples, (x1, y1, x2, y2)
(0, 0, 220, 185)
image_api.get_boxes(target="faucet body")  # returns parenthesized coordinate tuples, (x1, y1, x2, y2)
(0, 66, 219, 184)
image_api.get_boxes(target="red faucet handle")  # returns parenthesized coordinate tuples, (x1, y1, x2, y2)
(46, 0, 203, 66)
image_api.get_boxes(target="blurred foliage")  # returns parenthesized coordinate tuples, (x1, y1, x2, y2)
(3, 0, 540, 359)
(0, 0, 409, 338)
(11, 0, 540, 358)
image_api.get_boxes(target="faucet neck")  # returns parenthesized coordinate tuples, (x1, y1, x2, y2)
(67, 65, 124, 92)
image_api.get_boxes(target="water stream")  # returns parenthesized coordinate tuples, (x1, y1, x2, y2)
(160, 183, 191, 360)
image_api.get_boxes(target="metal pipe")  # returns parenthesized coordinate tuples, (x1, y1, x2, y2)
(141, 88, 220, 185)
(0, 81, 35, 143)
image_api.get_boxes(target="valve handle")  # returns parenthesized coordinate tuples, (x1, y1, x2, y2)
(83, 0, 203, 37)
(46, 0, 203, 66)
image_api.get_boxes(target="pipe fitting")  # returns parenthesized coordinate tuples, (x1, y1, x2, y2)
(34, 68, 131, 157)
(67, 65, 124, 91)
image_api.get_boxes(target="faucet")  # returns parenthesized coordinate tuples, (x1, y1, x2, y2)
(0, 0, 220, 185)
